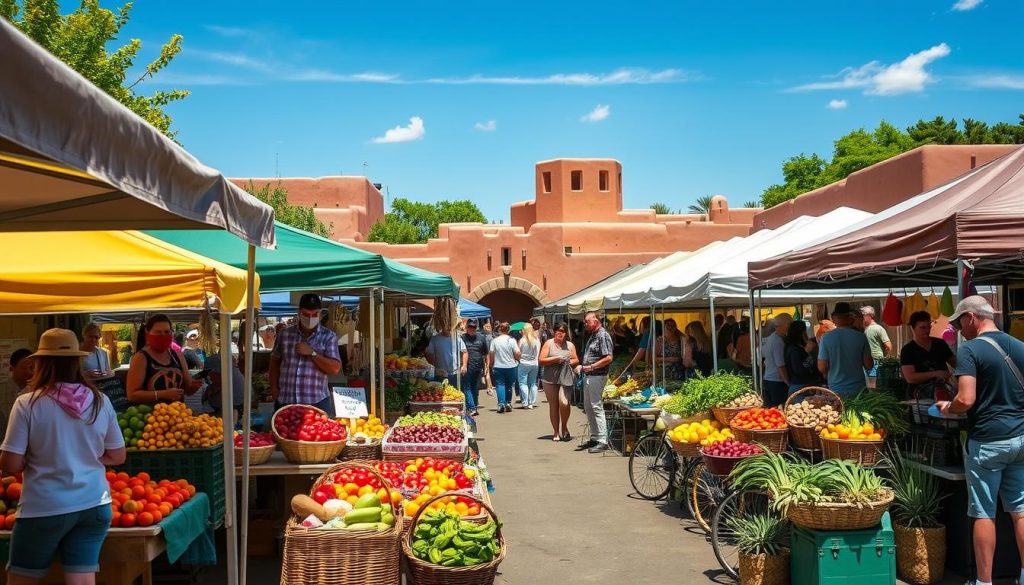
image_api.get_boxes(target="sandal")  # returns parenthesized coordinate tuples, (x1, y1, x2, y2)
(552, 435, 561, 442)
(561, 432, 572, 441)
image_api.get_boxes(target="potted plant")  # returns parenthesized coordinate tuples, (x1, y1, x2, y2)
(885, 448, 947, 584)
(728, 513, 790, 585)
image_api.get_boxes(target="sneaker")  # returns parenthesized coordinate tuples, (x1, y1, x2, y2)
(497, 405, 506, 413)
(576, 440, 598, 451)
(588, 443, 610, 453)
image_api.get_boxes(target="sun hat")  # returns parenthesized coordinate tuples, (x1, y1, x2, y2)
(32, 328, 89, 357)
(949, 295, 995, 329)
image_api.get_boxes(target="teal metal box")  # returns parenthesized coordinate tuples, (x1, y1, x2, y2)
(790, 511, 896, 585)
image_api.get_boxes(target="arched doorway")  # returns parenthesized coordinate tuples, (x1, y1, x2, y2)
(467, 276, 550, 323)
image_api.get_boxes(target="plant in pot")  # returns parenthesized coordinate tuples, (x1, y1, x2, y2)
(884, 448, 947, 584)
(728, 512, 790, 585)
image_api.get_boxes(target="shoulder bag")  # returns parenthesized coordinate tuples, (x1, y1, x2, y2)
(975, 336, 1024, 391)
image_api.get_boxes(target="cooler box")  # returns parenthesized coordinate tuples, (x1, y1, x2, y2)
(790, 511, 896, 585)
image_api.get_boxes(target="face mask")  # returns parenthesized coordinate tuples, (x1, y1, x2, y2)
(301, 315, 320, 329)
(146, 332, 173, 352)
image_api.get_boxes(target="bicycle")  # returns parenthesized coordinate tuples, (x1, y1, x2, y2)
(628, 430, 700, 502)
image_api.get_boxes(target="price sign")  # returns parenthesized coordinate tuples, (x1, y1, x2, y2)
(332, 386, 368, 418)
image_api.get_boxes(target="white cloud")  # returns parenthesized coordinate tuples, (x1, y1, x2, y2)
(473, 120, 497, 131)
(966, 74, 1024, 89)
(372, 117, 425, 144)
(204, 24, 255, 37)
(827, 99, 848, 109)
(952, 0, 983, 11)
(789, 43, 950, 95)
(187, 49, 274, 72)
(285, 69, 401, 83)
(427, 68, 694, 85)
(580, 104, 611, 123)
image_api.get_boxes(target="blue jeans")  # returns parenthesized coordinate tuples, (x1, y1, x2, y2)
(517, 364, 539, 407)
(965, 435, 1024, 519)
(8, 504, 112, 577)
(462, 368, 482, 412)
(866, 359, 880, 377)
(493, 366, 518, 408)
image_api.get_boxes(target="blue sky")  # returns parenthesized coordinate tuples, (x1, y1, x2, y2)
(121, 0, 1023, 220)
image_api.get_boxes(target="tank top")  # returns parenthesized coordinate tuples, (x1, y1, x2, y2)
(141, 350, 185, 392)
(519, 339, 540, 366)
(542, 341, 571, 384)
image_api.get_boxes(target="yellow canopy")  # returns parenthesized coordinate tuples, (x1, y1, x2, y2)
(0, 230, 257, 315)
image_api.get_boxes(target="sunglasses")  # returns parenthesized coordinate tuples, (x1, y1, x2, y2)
(951, 313, 968, 331)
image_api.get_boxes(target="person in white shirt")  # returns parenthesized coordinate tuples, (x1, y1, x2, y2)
(489, 322, 521, 413)
(761, 314, 792, 407)
(517, 324, 541, 409)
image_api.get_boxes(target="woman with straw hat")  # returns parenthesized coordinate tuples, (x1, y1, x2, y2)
(1, 329, 126, 584)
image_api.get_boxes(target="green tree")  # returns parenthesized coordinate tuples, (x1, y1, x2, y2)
(368, 198, 486, 244)
(649, 202, 675, 214)
(743, 201, 761, 208)
(1, 0, 188, 139)
(242, 182, 332, 238)
(688, 195, 715, 215)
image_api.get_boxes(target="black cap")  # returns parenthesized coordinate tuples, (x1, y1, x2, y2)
(832, 302, 854, 316)
(298, 293, 322, 310)
(466, 318, 479, 327)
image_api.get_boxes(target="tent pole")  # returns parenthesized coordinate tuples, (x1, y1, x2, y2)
(748, 290, 758, 395)
(710, 297, 719, 373)
(650, 305, 656, 391)
(218, 313, 238, 585)
(660, 304, 666, 385)
(240, 245, 256, 585)
(379, 288, 386, 421)
(956, 260, 966, 347)
(369, 290, 377, 418)
(755, 290, 763, 395)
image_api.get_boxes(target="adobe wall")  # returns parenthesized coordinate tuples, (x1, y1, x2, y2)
(752, 144, 1018, 230)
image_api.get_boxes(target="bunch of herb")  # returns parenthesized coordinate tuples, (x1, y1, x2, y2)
(728, 513, 790, 557)
(844, 389, 908, 436)
(662, 373, 753, 416)
(883, 448, 946, 527)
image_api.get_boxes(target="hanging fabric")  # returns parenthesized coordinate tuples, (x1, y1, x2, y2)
(940, 286, 955, 317)
(926, 292, 941, 320)
(902, 289, 926, 323)
(882, 292, 903, 327)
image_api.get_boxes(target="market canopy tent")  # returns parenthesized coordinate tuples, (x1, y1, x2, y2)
(0, 230, 257, 315)
(409, 297, 492, 319)
(0, 19, 275, 247)
(749, 146, 1024, 290)
(149, 222, 459, 297)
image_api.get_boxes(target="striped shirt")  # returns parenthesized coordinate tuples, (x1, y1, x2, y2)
(272, 324, 340, 405)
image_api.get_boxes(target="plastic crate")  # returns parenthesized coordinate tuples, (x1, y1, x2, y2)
(118, 444, 225, 528)
(791, 511, 895, 585)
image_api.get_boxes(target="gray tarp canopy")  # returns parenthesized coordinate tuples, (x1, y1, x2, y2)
(0, 18, 275, 248)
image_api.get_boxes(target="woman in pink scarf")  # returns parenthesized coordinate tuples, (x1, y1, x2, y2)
(1, 329, 125, 584)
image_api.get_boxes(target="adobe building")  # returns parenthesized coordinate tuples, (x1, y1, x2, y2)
(751, 144, 1019, 231)
(235, 159, 759, 322)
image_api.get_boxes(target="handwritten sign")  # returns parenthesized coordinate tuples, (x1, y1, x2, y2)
(331, 386, 368, 418)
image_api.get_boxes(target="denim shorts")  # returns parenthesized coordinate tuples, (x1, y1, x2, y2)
(8, 504, 113, 577)
(965, 435, 1024, 519)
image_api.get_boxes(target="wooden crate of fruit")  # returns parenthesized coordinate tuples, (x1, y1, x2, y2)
(381, 412, 468, 461)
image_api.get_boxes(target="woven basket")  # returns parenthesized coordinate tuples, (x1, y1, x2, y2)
(272, 405, 347, 464)
(402, 492, 505, 585)
(739, 549, 790, 585)
(700, 448, 762, 476)
(281, 462, 402, 585)
(668, 437, 701, 458)
(341, 440, 383, 462)
(894, 524, 946, 585)
(784, 386, 843, 450)
(712, 401, 760, 426)
(233, 444, 275, 466)
(730, 425, 789, 454)
(819, 435, 884, 466)
(786, 489, 894, 531)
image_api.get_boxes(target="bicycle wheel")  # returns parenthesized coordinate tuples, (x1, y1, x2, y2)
(689, 463, 728, 534)
(628, 433, 674, 500)
(711, 490, 779, 580)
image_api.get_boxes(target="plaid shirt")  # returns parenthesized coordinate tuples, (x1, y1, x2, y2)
(272, 324, 340, 405)
(582, 327, 614, 371)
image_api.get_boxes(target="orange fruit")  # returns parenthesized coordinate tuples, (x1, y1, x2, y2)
(120, 513, 137, 528)
(137, 512, 154, 527)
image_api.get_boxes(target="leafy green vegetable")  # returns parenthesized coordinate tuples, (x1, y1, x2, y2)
(727, 513, 789, 557)
(844, 389, 908, 436)
(883, 447, 946, 528)
(661, 372, 753, 416)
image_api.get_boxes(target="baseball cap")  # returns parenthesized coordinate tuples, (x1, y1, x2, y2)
(298, 293, 322, 310)
(832, 302, 855, 316)
(185, 329, 200, 339)
(466, 318, 479, 327)
(949, 295, 995, 329)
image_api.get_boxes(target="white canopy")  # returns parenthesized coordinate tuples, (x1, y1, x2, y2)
(0, 19, 275, 247)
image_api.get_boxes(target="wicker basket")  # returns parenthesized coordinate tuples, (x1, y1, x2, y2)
(668, 437, 702, 458)
(739, 549, 790, 585)
(660, 409, 711, 430)
(819, 435, 884, 466)
(712, 402, 760, 426)
(700, 448, 763, 476)
(280, 462, 402, 585)
(784, 386, 843, 450)
(233, 444, 275, 466)
(786, 489, 894, 531)
(341, 440, 383, 462)
(894, 524, 946, 585)
(729, 425, 789, 454)
(402, 492, 505, 585)
(272, 405, 347, 464)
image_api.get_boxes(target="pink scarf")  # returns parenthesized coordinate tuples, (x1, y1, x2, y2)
(49, 383, 95, 420)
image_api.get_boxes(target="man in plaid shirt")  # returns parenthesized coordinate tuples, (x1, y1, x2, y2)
(270, 294, 342, 416)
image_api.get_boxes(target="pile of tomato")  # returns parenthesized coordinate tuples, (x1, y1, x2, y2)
(730, 407, 788, 430)
(108, 471, 195, 528)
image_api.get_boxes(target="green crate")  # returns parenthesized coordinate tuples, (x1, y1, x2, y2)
(791, 511, 896, 585)
(118, 444, 225, 528)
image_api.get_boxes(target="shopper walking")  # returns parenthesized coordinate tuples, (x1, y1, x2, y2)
(1, 329, 126, 584)
(539, 323, 578, 441)
(816, 302, 872, 398)
(489, 322, 521, 413)
(761, 315, 792, 407)
(517, 324, 541, 409)
(460, 318, 490, 416)
(577, 312, 613, 453)
(938, 296, 1024, 585)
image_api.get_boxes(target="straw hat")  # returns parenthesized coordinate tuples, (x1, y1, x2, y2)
(32, 328, 89, 357)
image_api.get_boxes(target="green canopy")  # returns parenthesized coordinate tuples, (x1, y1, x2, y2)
(147, 222, 458, 297)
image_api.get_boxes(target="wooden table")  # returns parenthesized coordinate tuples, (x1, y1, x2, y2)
(606, 402, 659, 455)
(0, 526, 163, 585)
